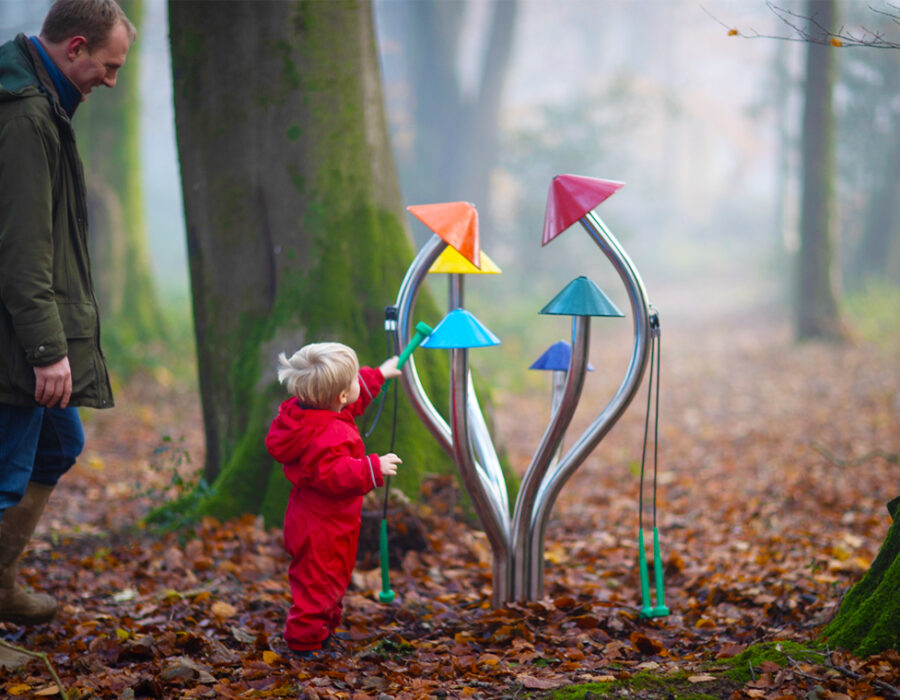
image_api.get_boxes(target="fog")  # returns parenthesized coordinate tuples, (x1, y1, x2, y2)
(3, 1, 896, 337)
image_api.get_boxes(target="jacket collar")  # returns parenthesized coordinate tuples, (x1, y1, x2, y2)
(28, 36, 81, 117)
(1, 34, 75, 128)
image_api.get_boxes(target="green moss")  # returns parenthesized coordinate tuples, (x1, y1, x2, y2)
(272, 38, 302, 93)
(552, 683, 615, 698)
(196, 388, 279, 520)
(845, 281, 900, 348)
(260, 464, 290, 528)
(551, 671, 736, 700)
(821, 498, 900, 656)
(720, 641, 825, 684)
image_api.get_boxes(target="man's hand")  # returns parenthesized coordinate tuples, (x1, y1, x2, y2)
(34, 356, 72, 408)
(379, 452, 402, 477)
(379, 355, 402, 380)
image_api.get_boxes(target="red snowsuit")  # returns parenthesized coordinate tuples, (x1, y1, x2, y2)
(264, 366, 386, 651)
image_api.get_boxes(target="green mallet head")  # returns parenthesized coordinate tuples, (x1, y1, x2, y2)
(397, 321, 433, 368)
(378, 519, 395, 603)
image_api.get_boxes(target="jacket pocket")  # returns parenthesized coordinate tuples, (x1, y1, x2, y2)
(5, 339, 35, 399)
(57, 302, 98, 397)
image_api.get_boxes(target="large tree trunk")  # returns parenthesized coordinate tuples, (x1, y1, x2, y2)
(795, 0, 846, 341)
(168, 0, 449, 526)
(77, 0, 166, 349)
(822, 497, 900, 656)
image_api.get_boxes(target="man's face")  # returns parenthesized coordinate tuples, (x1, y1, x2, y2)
(65, 21, 131, 99)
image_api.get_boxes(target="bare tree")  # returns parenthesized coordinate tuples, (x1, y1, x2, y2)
(706, 1, 900, 49)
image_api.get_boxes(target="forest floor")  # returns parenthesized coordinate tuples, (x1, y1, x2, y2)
(2, 306, 899, 699)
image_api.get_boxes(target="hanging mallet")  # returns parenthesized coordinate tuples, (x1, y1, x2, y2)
(378, 321, 433, 603)
(638, 311, 669, 619)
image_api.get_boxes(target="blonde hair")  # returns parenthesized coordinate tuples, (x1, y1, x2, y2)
(277, 342, 359, 408)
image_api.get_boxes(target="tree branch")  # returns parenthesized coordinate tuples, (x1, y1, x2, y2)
(0, 638, 70, 700)
(810, 442, 899, 468)
(702, 2, 900, 49)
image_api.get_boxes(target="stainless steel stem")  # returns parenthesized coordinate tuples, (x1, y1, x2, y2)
(450, 347, 511, 606)
(510, 316, 589, 599)
(526, 211, 652, 599)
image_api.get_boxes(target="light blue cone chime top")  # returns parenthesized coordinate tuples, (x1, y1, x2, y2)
(421, 308, 501, 349)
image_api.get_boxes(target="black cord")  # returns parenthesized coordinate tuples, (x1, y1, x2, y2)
(638, 335, 656, 531)
(364, 379, 389, 438)
(381, 329, 400, 520)
(652, 334, 661, 528)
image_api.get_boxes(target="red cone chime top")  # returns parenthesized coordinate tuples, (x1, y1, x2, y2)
(542, 174, 624, 246)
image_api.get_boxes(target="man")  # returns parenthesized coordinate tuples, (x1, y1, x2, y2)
(0, 0, 135, 634)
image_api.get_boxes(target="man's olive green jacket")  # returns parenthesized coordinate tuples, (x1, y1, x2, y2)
(0, 35, 113, 409)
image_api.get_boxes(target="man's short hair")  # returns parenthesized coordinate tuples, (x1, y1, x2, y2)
(42, 0, 136, 48)
(277, 343, 359, 408)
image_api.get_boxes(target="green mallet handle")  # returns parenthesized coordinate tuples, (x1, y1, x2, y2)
(638, 528, 653, 618)
(378, 321, 433, 399)
(397, 321, 433, 368)
(651, 526, 670, 617)
(376, 321, 432, 605)
(378, 518, 395, 603)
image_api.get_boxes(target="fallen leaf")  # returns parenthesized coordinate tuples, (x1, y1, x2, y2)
(517, 675, 567, 690)
(211, 600, 237, 619)
(688, 674, 716, 683)
(630, 631, 664, 655)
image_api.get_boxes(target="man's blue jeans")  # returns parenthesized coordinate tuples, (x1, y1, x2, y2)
(0, 405, 84, 515)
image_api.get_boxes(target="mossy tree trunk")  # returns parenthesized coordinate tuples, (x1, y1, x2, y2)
(77, 0, 165, 350)
(822, 497, 900, 656)
(795, 0, 846, 341)
(168, 0, 450, 527)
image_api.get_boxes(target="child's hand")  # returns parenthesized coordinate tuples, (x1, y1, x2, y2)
(379, 356, 401, 380)
(379, 453, 401, 477)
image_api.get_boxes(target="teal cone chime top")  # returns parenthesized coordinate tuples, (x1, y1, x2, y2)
(540, 275, 624, 317)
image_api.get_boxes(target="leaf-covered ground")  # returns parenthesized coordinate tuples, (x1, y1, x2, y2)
(2, 311, 899, 699)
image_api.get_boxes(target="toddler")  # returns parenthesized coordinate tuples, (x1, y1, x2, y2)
(265, 342, 402, 657)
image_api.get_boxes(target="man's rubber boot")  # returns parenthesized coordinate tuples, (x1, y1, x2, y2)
(0, 482, 57, 624)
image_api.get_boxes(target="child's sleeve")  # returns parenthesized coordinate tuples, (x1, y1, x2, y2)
(302, 433, 384, 497)
(344, 366, 386, 418)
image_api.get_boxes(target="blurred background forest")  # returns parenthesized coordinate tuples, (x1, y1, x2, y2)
(4, 0, 898, 389)
(1, 0, 897, 460)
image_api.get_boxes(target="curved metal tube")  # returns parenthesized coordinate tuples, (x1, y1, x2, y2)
(527, 211, 652, 599)
(395, 235, 512, 603)
(468, 376, 510, 521)
(511, 316, 590, 599)
(450, 348, 511, 606)
(394, 235, 452, 455)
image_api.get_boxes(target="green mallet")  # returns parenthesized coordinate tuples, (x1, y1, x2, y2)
(638, 527, 669, 619)
(378, 321, 433, 604)
(637, 315, 669, 619)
